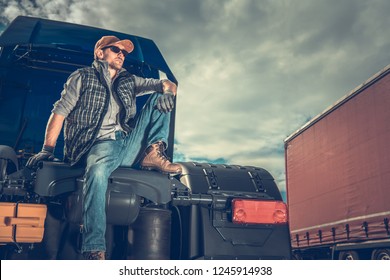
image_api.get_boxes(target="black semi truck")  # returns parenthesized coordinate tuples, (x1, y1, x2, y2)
(0, 16, 291, 260)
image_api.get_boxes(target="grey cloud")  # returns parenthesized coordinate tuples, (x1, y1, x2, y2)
(1, 0, 389, 193)
(286, 1, 360, 55)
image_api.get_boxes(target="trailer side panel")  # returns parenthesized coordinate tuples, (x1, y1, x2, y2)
(285, 66, 390, 249)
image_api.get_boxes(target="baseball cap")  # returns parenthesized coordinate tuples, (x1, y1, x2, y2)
(94, 35, 134, 57)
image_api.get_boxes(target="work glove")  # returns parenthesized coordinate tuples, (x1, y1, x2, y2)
(26, 145, 55, 168)
(156, 92, 175, 113)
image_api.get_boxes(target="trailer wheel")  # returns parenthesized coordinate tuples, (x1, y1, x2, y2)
(292, 252, 303, 260)
(338, 250, 360, 260)
(371, 249, 390, 260)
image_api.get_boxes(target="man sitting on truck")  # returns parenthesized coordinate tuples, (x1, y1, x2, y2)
(26, 35, 182, 260)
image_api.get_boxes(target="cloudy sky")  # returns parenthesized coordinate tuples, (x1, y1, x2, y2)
(1, 0, 390, 196)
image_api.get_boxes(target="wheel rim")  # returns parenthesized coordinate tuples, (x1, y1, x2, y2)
(374, 250, 390, 260)
(339, 250, 359, 260)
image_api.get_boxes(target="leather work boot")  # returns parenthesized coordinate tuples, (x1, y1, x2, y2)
(140, 142, 182, 175)
(83, 251, 105, 260)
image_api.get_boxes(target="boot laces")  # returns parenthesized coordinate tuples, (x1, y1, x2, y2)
(156, 142, 170, 163)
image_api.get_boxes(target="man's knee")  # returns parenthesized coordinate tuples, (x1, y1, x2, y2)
(85, 164, 111, 182)
(149, 92, 163, 105)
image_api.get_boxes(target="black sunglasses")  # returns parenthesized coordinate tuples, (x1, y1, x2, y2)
(103, 45, 129, 56)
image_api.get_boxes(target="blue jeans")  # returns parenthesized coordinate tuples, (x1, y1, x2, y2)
(81, 92, 170, 253)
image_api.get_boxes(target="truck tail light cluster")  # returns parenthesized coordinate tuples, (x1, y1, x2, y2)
(232, 199, 288, 225)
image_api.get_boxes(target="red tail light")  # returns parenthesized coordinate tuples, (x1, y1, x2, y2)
(232, 199, 288, 224)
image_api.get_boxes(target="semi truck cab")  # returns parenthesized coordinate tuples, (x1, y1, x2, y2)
(0, 16, 291, 260)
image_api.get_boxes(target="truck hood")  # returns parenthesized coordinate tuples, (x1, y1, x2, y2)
(0, 16, 176, 83)
(0, 16, 176, 158)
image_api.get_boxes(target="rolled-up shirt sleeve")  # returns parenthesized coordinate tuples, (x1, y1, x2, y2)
(52, 70, 82, 117)
(133, 76, 167, 96)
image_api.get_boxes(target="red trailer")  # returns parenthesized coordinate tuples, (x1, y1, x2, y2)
(285, 64, 390, 260)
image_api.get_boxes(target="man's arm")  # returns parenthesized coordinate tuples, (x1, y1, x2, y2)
(44, 113, 66, 148)
(162, 80, 177, 96)
(133, 76, 177, 96)
(156, 80, 178, 113)
(26, 113, 65, 167)
(132, 76, 178, 113)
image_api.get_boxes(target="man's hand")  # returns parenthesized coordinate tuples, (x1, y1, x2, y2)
(156, 92, 175, 113)
(26, 145, 55, 168)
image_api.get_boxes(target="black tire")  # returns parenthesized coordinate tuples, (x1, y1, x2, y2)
(57, 222, 84, 260)
(40, 203, 67, 259)
(338, 250, 360, 260)
(371, 249, 390, 260)
(292, 252, 303, 260)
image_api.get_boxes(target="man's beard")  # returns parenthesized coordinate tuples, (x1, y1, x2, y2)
(109, 59, 123, 71)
